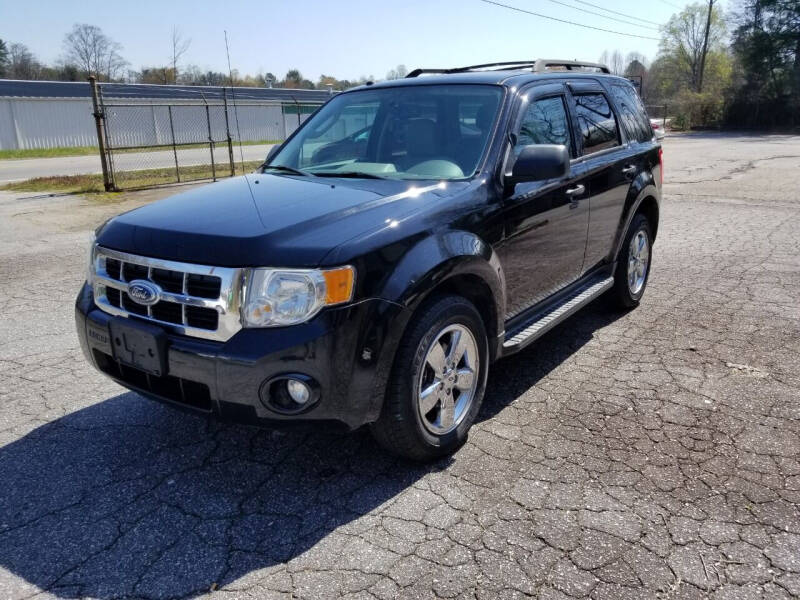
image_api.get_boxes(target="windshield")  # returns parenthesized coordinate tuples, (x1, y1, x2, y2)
(267, 84, 503, 180)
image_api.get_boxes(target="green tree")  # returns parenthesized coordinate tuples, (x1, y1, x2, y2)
(728, 0, 800, 126)
(660, 2, 728, 93)
(0, 39, 8, 78)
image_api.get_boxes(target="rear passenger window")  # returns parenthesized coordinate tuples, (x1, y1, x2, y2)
(609, 84, 652, 142)
(573, 93, 619, 154)
(515, 96, 572, 157)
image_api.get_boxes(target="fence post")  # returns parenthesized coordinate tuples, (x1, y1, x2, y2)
(89, 76, 114, 191)
(168, 105, 180, 183)
(222, 88, 235, 176)
(205, 102, 217, 182)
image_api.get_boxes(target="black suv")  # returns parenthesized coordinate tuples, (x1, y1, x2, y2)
(76, 60, 662, 461)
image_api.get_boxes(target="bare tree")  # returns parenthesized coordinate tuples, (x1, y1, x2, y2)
(8, 43, 42, 79)
(63, 23, 128, 81)
(170, 26, 191, 84)
(386, 64, 408, 80)
(610, 50, 625, 75)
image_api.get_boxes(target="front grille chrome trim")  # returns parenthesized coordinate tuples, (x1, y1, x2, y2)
(92, 245, 245, 342)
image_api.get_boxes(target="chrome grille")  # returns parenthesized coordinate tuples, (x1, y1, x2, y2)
(92, 246, 245, 342)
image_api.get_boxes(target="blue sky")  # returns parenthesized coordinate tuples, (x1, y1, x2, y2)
(2, 0, 703, 81)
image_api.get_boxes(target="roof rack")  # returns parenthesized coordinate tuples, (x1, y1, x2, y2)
(405, 59, 610, 78)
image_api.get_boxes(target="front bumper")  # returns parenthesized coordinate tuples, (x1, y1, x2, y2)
(75, 283, 405, 430)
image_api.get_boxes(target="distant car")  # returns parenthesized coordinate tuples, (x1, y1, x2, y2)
(650, 118, 666, 140)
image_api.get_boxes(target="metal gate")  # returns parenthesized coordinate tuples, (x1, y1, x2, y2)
(89, 77, 320, 191)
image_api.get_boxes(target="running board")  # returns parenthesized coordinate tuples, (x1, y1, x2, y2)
(503, 276, 614, 351)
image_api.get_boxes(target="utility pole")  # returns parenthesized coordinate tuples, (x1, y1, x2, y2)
(697, 0, 714, 93)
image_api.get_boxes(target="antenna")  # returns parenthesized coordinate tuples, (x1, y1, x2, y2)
(224, 30, 245, 172)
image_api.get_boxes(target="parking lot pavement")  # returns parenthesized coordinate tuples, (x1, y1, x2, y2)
(0, 133, 798, 599)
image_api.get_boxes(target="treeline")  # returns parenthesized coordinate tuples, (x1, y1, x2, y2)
(2, 3, 798, 129)
(0, 23, 402, 91)
(605, 1, 799, 129)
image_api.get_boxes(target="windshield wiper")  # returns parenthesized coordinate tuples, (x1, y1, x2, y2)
(261, 164, 313, 177)
(313, 171, 389, 180)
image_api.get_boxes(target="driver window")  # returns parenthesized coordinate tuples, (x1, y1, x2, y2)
(515, 96, 572, 158)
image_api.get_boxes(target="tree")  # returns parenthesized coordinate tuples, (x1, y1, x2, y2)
(8, 43, 42, 79)
(385, 64, 408, 80)
(138, 66, 176, 85)
(728, 0, 800, 126)
(598, 50, 627, 75)
(63, 23, 128, 81)
(281, 69, 315, 89)
(660, 2, 727, 92)
(170, 26, 191, 84)
(0, 39, 8, 78)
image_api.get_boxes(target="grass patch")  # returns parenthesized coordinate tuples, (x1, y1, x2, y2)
(0, 140, 279, 161)
(1, 161, 263, 194)
(0, 146, 101, 160)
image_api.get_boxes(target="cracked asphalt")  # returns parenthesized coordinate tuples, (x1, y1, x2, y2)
(1, 132, 799, 599)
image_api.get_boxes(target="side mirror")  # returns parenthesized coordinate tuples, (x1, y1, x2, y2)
(265, 145, 280, 164)
(509, 144, 570, 184)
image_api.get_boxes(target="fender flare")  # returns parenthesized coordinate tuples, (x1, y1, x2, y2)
(612, 182, 660, 262)
(379, 230, 505, 332)
(362, 230, 506, 420)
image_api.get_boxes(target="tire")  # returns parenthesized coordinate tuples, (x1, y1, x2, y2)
(370, 295, 489, 461)
(610, 213, 653, 309)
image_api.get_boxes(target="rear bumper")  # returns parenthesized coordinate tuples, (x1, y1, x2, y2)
(75, 283, 406, 430)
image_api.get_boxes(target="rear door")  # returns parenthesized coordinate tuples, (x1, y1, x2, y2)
(566, 81, 633, 271)
(498, 83, 590, 319)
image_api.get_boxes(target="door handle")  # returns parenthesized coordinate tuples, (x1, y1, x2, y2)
(622, 165, 637, 177)
(565, 184, 585, 197)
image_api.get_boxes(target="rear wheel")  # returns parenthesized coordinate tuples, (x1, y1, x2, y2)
(370, 295, 488, 461)
(610, 213, 652, 309)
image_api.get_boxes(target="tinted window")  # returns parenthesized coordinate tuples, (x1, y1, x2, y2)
(515, 96, 572, 157)
(609, 84, 652, 142)
(573, 93, 619, 154)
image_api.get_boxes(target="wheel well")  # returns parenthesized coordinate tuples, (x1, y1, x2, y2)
(432, 274, 500, 361)
(636, 196, 659, 240)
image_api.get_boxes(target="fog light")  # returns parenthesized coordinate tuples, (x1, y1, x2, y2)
(259, 374, 319, 415)
(286, 379, 310, 405)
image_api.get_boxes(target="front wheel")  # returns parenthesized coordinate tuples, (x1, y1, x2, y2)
(370, 295, 489, 461)
(610, 213, 653, 309)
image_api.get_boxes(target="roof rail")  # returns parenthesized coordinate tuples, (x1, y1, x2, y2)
(532, 59, 610, 73)
(405, 59, 610, 78)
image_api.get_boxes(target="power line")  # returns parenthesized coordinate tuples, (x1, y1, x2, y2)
(542, 0, 661, 31)
(476, 0, 660, 40)
(571, 0, 663, 27)
(658, 0, 683, 9)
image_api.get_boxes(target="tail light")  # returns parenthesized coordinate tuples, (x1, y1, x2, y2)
(658, 147, 663, 186)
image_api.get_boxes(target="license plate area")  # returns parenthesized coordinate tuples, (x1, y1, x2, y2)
(109, 318, 168, 377)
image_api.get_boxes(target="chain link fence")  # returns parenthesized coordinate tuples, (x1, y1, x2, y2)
(91, 80, 324, 190)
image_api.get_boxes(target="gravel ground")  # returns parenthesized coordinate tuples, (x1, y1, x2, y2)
(0, 133, 798, 599)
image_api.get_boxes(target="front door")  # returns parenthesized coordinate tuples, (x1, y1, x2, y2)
(497, 85, 590, 319)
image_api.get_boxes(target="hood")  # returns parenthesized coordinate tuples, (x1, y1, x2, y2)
(96, 174, 462, 267)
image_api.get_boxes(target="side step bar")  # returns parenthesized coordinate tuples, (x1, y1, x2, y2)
(502, 276, 614, 352)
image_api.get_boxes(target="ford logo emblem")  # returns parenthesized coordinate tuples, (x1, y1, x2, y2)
(127, 280, 161, 306)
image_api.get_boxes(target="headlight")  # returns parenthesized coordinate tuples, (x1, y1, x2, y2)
(242, 266, 355, 327)
(86, 232, 97, 284)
